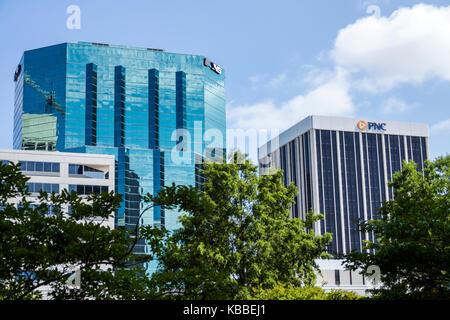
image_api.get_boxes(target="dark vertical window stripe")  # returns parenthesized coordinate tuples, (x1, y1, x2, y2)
(400, 136, 406, 164)
(320, 130, 337, 254)
(176, 71, 186, 130)
(411, 136, 422, 171)
(280, 145, 287, 185)
(148, 69, 159, 149)
(339, 131, 349, 253)
(114, 66, 126, 148)
(421, 137, 428, 164)
(85, 63, 97, 146)
(290, 140, 298, 218)
(385, 135, 393, 199)
(407, 136, 413, 161)
(343, 132, 360, 252)
(316, 130, 325, 236)
(354, 132, 363, 252)
(304, 132, 312, 212)
(332, 131, 341, 254)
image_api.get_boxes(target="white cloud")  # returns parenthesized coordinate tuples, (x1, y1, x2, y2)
(248, 73, 287, 89)
(380, 97, 409, 114)
(431, 118, 450, 133)
(227, 68, 354, 132)
(227, 68, 354, 162)
(331, 4, 450, 91)
(228, 3, 450, 162)
(249, 75, 262, 84)
(300, 66, 335, 87)
(268, 73, 287, 88)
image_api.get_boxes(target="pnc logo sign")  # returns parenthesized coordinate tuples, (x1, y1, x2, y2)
(357, 120, 367, 131)
(357, 120, 386, 131)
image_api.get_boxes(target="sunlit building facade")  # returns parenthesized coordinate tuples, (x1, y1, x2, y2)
(13, 42, 226, 267)
(0, 149, 115, 229)
(258, 116, 429, 256)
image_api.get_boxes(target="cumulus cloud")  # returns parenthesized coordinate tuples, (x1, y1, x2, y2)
(380, 97, 410, 114)
(228, 3, 450, 161)
(331, 4, 450, 91)
(268, 73, 287, 88)
(431, 118, 450, 133)
(249, 74, 263, 84)
(227, 68, 354, 132)
(248, 73, 287, 89)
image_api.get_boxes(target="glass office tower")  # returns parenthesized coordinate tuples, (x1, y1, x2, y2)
(13, 42, 226, 265)
(258, 116, 429, 256)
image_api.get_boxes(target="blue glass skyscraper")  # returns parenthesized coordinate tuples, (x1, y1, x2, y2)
(13, 42, 226, 266)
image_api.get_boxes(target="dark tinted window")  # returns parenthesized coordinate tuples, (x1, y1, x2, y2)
(44, 162, 52, 172)
(19, 160, 59, 173)
(51, 163, 60, 173)
(68, 184, 108, 195)
(35, 162, 44, 172)
(26, 182, 59, 194)
(26, 161, 35, 171)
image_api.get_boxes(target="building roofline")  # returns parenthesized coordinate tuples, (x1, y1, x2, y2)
(23, 42, 68, 54)
(258, 115, 429, 159)
(21, 42, 224, 73)
(0, 149, 115, 160)
(24, 41, 205, 59)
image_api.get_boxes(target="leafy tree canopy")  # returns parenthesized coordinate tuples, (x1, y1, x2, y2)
(0, 161, 154, 300)
(344, 156, 450, 299)
(238, 283, 362, 300)
(142, 152, 332, 299)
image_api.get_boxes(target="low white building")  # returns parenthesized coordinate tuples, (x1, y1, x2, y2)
(315, 259, 379, 296)
(0, 149, 115, 229)
(0, 149, 116, 299)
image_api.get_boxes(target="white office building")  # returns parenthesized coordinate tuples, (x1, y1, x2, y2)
(0, 149, 116, 298)
(258, 115, 429, 256)
(314, 259, 380, 296)
(259, 116, 429, 295)
(0, 149, 115, 228)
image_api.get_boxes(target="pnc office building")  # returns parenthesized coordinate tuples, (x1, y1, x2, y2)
(13, 42, 226, 265)
(258, 116, 429, 255)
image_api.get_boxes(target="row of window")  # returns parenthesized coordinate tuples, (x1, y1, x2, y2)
(25, 182, 109, 196)
(2, 161, 109, 180)
(19, 160, 60, 173)
(30, 204, 57, 215)
(12, 204, 107, 220)
(27, 182, 60, 194)
(4, 204, 57, 216)
(68, 184, 109, 195)
(68, 164, 108, 179)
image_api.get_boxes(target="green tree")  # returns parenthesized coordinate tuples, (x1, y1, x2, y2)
(141, 152, 332, 299)
(239, 283, 362, 300)
(0, 161, 155, 300)
(344, 156, 450, 299)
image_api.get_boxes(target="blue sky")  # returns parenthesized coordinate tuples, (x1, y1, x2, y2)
(0, 0, 449, 162)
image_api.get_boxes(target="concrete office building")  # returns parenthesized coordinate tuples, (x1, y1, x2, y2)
(0, 149, 115, 229)
(314, 259, 377, 296)
(1, 149, 116, 298)
(258, 115, 429, 256)
(13, 42, 226, 267)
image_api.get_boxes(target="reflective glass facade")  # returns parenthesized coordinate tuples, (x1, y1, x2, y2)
(14, 42, 226, 266)
(259, 116, 429, 256)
